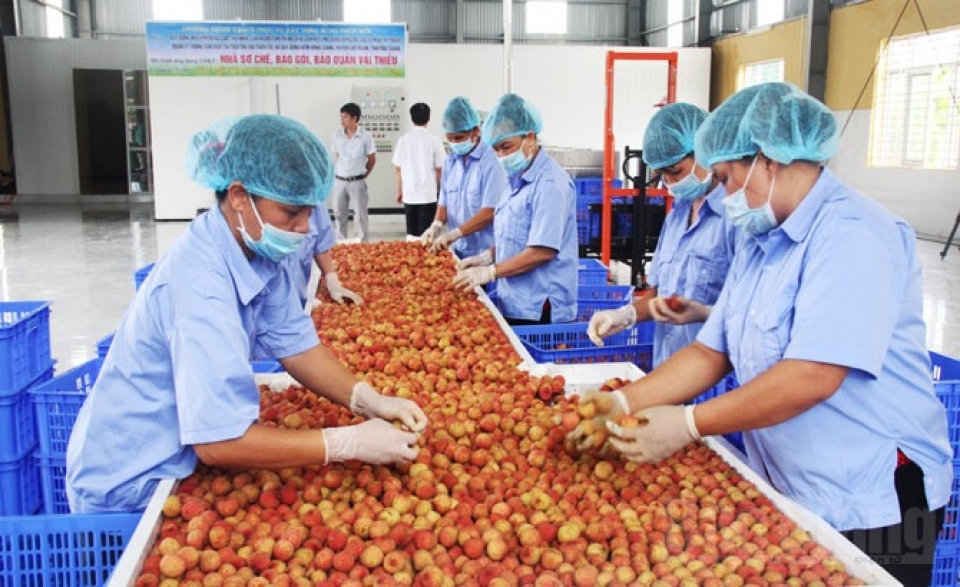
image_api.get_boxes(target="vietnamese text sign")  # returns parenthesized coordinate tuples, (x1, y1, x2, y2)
(145, 21, 406, 77)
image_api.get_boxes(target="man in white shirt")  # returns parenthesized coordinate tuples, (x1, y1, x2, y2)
(331, 102, 376, 242)
(392, 103, 446, 237)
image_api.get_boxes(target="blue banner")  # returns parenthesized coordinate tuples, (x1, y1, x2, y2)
(145, 21, 406, 77)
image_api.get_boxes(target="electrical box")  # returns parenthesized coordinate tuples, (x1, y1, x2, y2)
(351, 86, 406, 211)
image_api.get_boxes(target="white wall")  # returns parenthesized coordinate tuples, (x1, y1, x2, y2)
(152, 43, 711, 219)
(829, 110, 960, 241)
(5, 37, 146, 199)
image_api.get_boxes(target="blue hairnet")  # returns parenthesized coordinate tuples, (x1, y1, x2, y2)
(642, 103, 708, 170)
(443, 96, 482, 133)
(695, 82, 838, 168)
(184, 114, 334, 206)
(482, 93, 543, 146)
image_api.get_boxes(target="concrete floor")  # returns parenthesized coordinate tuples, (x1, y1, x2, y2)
(1, 202, 958, 370)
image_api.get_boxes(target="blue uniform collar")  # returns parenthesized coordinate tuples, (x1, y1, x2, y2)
(208, 205, 272, 305)
(775, 166, 836, 244)
(703, 182, 727, 217)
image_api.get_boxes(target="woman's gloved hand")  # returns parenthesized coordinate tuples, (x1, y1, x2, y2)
(586, 304, 638, 346)
(419, 221, 445, 246)
(322, 419, 420, 465)
(452, 265, 496, 292)
(566, 389, 630, 452)
(267, 373, 300, 393)
(649, 295, 710, 325)
(456, 249, 494, 270)
(325, 273, 363, 305)
(431, 228, 462, 253)
(607, 404, 702, 463)
(350, 382, 428, 433)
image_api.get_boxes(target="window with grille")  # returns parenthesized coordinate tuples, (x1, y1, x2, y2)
(739, 59, 784, 90)
(45, 0, 65, 38)
(870, 26, 960, 169)
(152, 0, 203, 21)
(344, 0, 392, 24)
(526, 1, 567, 35)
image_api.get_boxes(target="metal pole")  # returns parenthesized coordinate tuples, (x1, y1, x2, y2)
(942, 208, 960, 260)
(503, 0, 513, 93)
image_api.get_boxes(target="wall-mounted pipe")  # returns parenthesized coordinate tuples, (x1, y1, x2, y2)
(503, 0, 512, 93)
(32, 0, 77, 18)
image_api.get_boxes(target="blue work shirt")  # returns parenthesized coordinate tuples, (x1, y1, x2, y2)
(284, 206, 337, 305)
(493, 149, 578, 323)
(647, 184, 737, 367)
(66, 205, 319, 513)
(439, 141, 508, 258)
(697, 168, 952, 531)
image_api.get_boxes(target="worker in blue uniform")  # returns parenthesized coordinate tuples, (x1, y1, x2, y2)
(453, 93, 578, 325)
(66, 115, 427, 513)
(578, 83, 951, 586)
(420, 96, 509, 258)
(586, 103, 737, 369)
(287, 206, 363, 311)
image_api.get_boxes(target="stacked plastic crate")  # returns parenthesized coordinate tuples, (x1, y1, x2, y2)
(0, 301, 55, 516)
(931, 351, 960, 586)
(573, 177, 623, 252)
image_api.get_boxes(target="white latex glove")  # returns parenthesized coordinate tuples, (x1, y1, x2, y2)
(587, 304, 638, 346)
(648, 295, 710, 325)
(305, 297, 322, 314)
(322, 419, 420, 465)
(452, 265, 496, 292)
(607, 404, 701, 464)
(325, 272, 363, 305)
(430, 228, 462, 253)
(419, 221, 444, 246)
(456, 249, 494, 270)
(267, 373, 300, 393)
(350, 382, 428, 433)
(566, 390, 630, 452)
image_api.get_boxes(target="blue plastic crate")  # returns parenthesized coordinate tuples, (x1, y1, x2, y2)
(133, 262, 155, 291)
(0, 301, 53, 397)
(0, 512, 141, 585)
(932, 542, 960, 587)
(577, 258, 608, 285)
(252, 360, 284, 373)
(941, 470, 960, 545)
(576, 285, 635, 321)
(31, 359, 102, 459)
(514, 321, 655, 371)
(932, 351, 960, 462)
(95, 333, 114, 360)
(0, 452, 42, 516)
(574, 177, 622, 198)
(35, 453, 68, 515)
(0, 368, 53, 462)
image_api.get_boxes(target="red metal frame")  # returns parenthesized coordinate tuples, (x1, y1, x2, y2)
(601, 51, 678, 267)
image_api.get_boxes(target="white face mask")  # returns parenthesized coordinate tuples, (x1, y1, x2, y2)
(722, 156, 778, 235)
(667, 169, 712, 202)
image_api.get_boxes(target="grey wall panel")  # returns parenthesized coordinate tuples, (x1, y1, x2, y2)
(463, 0, 502, 42)
(202, 0, 270, 21)
(16, 0, 46, 37)
(395, 0, 455, 42)
(568, 2, 626, 44)
(94, 0, 150, 37)
(5, 37, 146, 196)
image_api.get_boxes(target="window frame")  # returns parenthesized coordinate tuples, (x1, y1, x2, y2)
(525, 0, 568, 36)
(869, 26, 960, 170)
(738, 58, 785, 91)
(343, 0, 392, 24)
